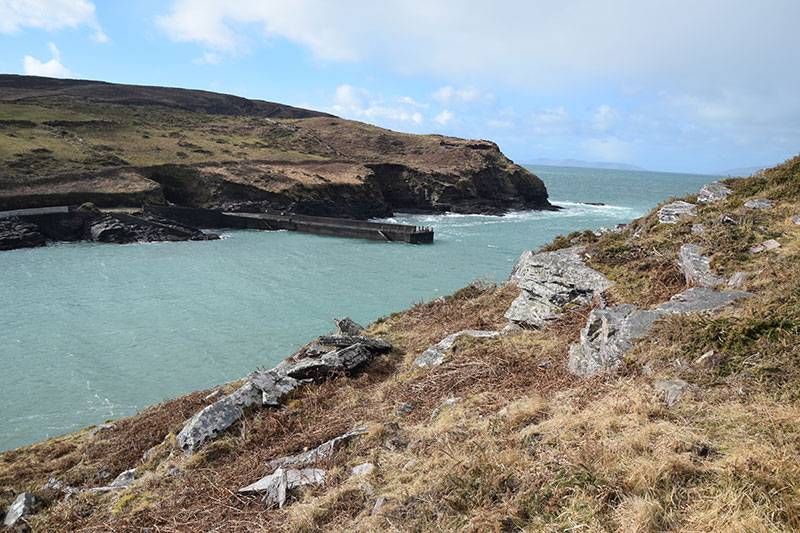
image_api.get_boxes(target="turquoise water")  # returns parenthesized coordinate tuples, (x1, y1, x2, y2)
(0, 166, 713, 451)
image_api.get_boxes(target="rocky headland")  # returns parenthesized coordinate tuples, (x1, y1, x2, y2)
(2, 156, 799, 531)
(0, 75, 553, 251)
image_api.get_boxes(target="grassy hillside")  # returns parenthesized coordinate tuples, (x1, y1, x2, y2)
(2, 157, 798, 531)
(0, 75, 550, 216)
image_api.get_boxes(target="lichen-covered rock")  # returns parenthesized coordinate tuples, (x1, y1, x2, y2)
(678, 244, 724, 287)
(567, 305, 663, 376)
(657, 201, 696, 224)
(267, 427, 368, 470)
(239, 467, 326, 508)
(654, 379, 689, 406)
(3, 492, 34, 530)
(697, 182, 732, 204)
(568, 288, 751, 377)
(334, 317, 365, 336)
(317, 335, 392, 353)
(505, 247, 612, 328)
(750, 239, 781, 253)
(89, 469, 136, 493)
(744, 198, 773, 210)
(415, 330, 500, 368)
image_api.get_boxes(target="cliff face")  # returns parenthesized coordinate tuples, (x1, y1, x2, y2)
(0, 76, 551, 216)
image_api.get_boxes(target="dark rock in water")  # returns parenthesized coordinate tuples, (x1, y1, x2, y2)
(89, 213, 218, 244)
(334, 317, 365, 336)
(0, 218, 46, 251)
(3, 492, 34, 530)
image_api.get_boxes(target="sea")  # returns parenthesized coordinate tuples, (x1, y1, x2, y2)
(0, 166, 714, 451)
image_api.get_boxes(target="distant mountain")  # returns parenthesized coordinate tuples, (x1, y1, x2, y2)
(525, 158, 646, 171)
(715, 165, 767, 177)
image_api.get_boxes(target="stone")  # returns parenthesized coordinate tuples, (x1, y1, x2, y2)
(89, 469, 136, 493)
(351, 463, 375, 477)
(749, 239, 780, 253)
(691, 224, 706, 235)
(239, 467, 326, 508)
(568, 288, 751, 377)
(694, 350, 719, 367)
(3, 492, 34, 530)
(267, 427, 369, 470)
(697, 182, 732, 204)
(372, 496, 388, 515)
(395, 402, 414, 416)
(567, 305, 663, 377)
(0, 218, 46, 251)
(792, 215, 800, 225)
(655, 287, 751, 315)
(178, 372, 302, 452)
(654, 379, 689, 407)
(317, 335, 392, 353)
(500, 322, 524, 336)
(414, 330, 500, 368)
(505, 247, 612, 327)
(334, 317, 364, 336)
(727, 272, 747, 289)
(744, 198, 773, 210)
(719, 214, 738, 225)
(657, 201, 696, 224)
(678, 244, 724, 287)
(431, 397, 461, 419)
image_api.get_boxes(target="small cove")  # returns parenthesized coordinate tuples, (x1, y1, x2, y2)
(0, 166, 714, 450)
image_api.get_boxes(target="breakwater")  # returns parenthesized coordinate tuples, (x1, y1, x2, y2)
(144, 205, 434, 244)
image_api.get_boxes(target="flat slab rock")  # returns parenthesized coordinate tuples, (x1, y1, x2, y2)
(505, 246, 613, 328)
(267, 427, 368, 470)
(658, 201, 697, 224)
(678, 244, 724, 287)
(239, 467, 326, 508)
(697, 182, 732, 204)
(744, 198, 773, 210)
(415, 330, 500, 368)
(568, 287, 751, 376)
(3, 492, 34, 529)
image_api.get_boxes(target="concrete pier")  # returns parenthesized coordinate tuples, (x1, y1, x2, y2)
(144, 205, 434, 244)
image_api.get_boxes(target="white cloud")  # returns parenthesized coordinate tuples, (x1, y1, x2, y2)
(192, 51, 222, 65)
(398, 96, 427, 108)
(487, 119, 513, 129)
(22, 42, 71, 78)
(1, 0, 108, 42)
(331, 84, 425, 126)
(530, 107, 571, 135)
(583, 137, 635, 162)
(592, 104, 618, 131)
(432, 85, 491, 104)
(434, 110, 453, 126)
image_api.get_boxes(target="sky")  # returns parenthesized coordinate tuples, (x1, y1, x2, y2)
(1, 0, 799, 174)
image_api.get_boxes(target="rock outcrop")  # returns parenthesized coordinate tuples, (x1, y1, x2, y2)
(266, 427, 368, 470)
(697, 182, 732, 204)
(0, 218, 45, 251)
(678, 244, 724, 287)
(744, 198, 773, 210)
(239, 467, 326, 508)
(3, 492, 34, 530)
(505, 247, 613, 328)
(177, 323, 390, 452)
(658, 201, 697, 224)
(415, 330, 500, 368)
(567, 287, 751, 376)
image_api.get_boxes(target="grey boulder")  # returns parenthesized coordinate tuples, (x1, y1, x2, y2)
(239, 467, 326, 508)
(654, 379, 689, 407)
(568, 288, 751, 377)
(658, 201, 696, 224)
(3, 492, 34, 530)
(505, 247, 612, 328)
(697, 182, 732, 204)
(744, 198, 773, 210)
(415, 330, 500, 368)
(678, 244, 724, 287)
(334, 317, 365, 336)
(267, 427, 368, 470)
(749, 239, 781, 253)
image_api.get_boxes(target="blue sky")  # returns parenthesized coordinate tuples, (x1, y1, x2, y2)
(1, 0, 799, 174)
